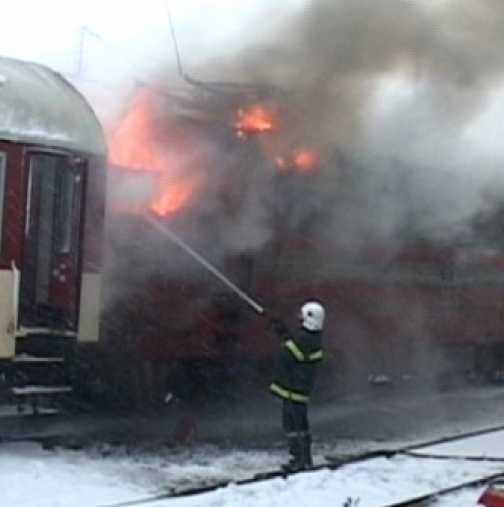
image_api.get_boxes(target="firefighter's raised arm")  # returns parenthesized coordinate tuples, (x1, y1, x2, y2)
(269, 316, 290, 340)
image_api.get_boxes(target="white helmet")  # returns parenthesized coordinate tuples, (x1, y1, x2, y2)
(300, 301, 325, 332)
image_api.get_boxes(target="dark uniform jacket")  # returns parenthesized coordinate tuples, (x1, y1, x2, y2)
(270, 327, 323, 403)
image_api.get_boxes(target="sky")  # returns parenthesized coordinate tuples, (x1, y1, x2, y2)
(0, 1, 306, 83)
(0, 0, 310, 125)
(0, 0, 436, 87)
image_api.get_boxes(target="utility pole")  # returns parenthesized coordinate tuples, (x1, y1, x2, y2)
(75, 25, 102, 79)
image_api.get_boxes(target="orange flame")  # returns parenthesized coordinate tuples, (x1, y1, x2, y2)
(150, 177, 195, 217)
(109, 89, 198, 217)
(233, 103, 320, 173)
(235, 105, 276, 135)
(293, 149, 319, 172)
(273, 149, 320, 173)
(109, 89, 169, 172)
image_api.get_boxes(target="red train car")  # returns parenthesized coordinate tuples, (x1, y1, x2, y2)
(0, 57, 107, 401)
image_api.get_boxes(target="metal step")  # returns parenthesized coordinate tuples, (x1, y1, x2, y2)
(13, 354, 65, 364)
(12, 386, 72, 396)
(11, 385, 73, 415)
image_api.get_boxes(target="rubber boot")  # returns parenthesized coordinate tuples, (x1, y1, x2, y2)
(301, 434, 313, 468)
(282, 436, 303, 472)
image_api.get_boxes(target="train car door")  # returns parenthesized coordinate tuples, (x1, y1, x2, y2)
(19, 152, 85, 332)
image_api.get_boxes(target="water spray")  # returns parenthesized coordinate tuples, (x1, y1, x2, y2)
(143, 213, 265, 315)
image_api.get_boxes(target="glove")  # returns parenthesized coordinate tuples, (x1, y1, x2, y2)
(269, 317, 289, 338)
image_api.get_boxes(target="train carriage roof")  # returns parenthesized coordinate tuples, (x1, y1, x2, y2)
(0, 56, 106, 156)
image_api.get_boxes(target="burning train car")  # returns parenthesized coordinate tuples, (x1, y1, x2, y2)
(0, 56, 107, 405)
(105, 83, 504, 403)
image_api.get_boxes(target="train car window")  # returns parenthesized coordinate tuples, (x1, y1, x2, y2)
(55, 167, 75, 254)
(27, 154, 76, 304)
(29, 154, 57, 305)
(0, 152, 6, 253)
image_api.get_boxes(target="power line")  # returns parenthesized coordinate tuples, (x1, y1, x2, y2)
(166, 3, 185, 78)
(74, 25, 103, 78)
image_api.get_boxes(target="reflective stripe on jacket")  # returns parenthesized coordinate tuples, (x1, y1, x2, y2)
(285, 339, 323, 362)
(270, 382, 310, 403)
(270, 328, 323, 403)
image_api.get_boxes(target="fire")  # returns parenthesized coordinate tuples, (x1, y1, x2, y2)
(235, 105, 276, 135)
(150, 177, 195, 217)
(293, 149, 319, 172)
(109, 88, 321, 219)
(109, 88, 198, 217)
(273, 149, 320, 173)
(233, 103, 320, 173)
(109, 89, 169, 173)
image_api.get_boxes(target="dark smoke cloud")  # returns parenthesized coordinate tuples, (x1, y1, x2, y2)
(108, 0, 504, 282)
(192, 0, 504, 249)
(221, 0, 504, 130)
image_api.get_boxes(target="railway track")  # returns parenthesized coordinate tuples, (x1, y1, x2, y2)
(99, 424, 504, 507)
(377, 471, 503, 507)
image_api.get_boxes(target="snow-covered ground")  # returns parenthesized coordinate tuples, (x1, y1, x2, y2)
(3, 430, 504, 507)
(4, 383, 504, 507)
(2, 442, 283, 507)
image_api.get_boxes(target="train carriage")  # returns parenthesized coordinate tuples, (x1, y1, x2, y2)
(0, 56, 106, 402)
(105, 85, 504, 405)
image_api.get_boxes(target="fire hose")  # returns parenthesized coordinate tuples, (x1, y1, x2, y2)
(143, 213, 265, 315)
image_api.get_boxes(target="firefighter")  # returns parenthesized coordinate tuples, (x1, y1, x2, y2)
(269, 301, 325, 472)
